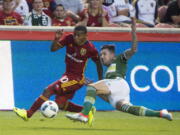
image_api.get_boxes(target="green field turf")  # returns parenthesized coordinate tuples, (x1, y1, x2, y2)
(0, 111, 179, 135)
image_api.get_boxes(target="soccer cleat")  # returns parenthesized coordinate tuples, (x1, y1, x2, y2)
(65, 113, 88, 123)
(160, 109, 173, 121)
(88, 106, 96, 126)
(13, 107, 29, 121)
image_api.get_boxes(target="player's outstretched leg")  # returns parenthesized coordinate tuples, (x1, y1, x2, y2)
(88, 106, 96, 126)
(13, 94, 48, 120)
(13, 107, 29, 121)
(66, 106, 96, 124)
(65, 86, 96, 126)
(55, 95, 83, 112)
(116, 103, 173, 121)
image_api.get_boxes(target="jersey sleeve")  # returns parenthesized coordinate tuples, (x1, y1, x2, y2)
(117, 53, 127, 63)
(58, 34, 72, 48)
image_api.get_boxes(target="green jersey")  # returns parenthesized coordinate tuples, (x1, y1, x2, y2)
(105, 53, 127, 79)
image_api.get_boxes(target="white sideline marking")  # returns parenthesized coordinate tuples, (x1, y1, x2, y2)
(0, 41, 14, 110)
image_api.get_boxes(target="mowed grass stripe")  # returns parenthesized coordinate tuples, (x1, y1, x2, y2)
(0, 111, 179, 135)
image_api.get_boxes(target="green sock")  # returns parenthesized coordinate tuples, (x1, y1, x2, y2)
(120, 104, 160, 117)
(144, 108, 160, 117)
(81, 86, 96, 115)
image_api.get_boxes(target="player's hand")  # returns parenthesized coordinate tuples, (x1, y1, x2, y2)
(84, 78, 93, 86)
(54, 29, 64, 41)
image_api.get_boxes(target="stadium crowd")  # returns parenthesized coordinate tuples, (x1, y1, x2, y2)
(0, 0, 179, 27)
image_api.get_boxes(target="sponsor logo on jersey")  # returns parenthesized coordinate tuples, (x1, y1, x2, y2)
(67, 53, 83, 63)
(4, 17, 18, 25)
(106, 63, 116, 73)
(80, 48, 87, 56)
(69, 44, 73, 47)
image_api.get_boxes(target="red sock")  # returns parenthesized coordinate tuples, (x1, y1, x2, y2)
(27, 95, 47, 118)
(64, 101, 83, 112)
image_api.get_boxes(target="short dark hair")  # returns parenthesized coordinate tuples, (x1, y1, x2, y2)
(74, 25, 87, 34)
(101, 45, 115, 53)
(55, 4, 64, 10)
(32, 0, 43, 4)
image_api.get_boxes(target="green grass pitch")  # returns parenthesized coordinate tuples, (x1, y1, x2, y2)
(0, 111, 180, 135)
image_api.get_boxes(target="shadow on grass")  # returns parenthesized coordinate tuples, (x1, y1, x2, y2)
(23, 127, 122, 132)
(22, 127, 171, 133)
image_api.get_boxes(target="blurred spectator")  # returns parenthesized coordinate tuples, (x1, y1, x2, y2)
(158, 5, 167, 22)
(102, 0, 114, 6)
(0, 0, 23, 25)
(134, 0, 173, 28)
(55, 0, 84, 14)
(103, 0, 134, 27)
(134, 0, 158, 27)
(27, 0, 56, 17)
(157, 0, 170, 6)
(52, 4, 79, 26)
(163, 0, 180, 27)
(41, 0, 56, 17)
(24, 0, 51, 26)
(82, 0, 88, 4)
(78, 0, 109, 27)
(82, 0, 88, 8)
(0, 0, 3, 10)
(14, 0, 29, 20)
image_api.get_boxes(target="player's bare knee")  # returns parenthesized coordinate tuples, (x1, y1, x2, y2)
(116, 101, 124, 110)
(58, 103, 65, 110)
(89, 84, 110, 95)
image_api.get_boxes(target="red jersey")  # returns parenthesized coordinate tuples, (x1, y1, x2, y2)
(52, 17, 75, 26)
(0, 11, 23, 25)
(59, 34, 99, 77)
(79, 9, 109, 27)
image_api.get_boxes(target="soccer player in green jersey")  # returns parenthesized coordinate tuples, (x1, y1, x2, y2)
(65, 18, 173, 125)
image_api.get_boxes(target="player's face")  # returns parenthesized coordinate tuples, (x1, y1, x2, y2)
(100, 49, 114, 66)
(73, 30, 87, 46)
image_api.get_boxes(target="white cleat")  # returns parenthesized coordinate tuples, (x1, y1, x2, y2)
(65, 113, 88, 123)
(160, 109, 173, 121)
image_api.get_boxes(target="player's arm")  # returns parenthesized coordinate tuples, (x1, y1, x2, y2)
(84, 56, 103, 85)
(51, 29, 64, 52)
(124, 17, 138, 59)
(94, 56, 103, 80)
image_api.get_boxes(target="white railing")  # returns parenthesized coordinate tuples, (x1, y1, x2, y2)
(0, 26, 180, 33)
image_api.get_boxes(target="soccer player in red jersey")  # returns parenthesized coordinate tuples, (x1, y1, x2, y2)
(0, 0, 23, 25)
(14, 25, 103, 121)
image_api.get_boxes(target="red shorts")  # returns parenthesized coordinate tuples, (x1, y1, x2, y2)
(46, 73, 84, 104)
